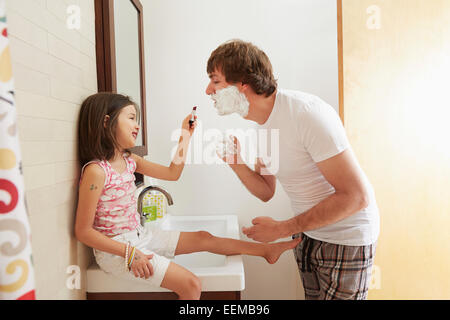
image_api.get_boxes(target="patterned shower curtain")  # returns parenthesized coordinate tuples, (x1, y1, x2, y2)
(0, 0, 36, 300)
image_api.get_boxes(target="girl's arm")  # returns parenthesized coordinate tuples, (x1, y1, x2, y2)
(131, 113, 196, 181)
(74, 163, 127, 258)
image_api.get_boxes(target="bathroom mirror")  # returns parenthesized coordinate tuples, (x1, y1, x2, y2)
(95, 0, 147, 186)
(113, 0, 144, 147)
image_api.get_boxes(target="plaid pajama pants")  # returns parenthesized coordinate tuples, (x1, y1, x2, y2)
(292, 233, 377, 300)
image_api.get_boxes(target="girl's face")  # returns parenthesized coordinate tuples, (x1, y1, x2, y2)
(115, 105, 140, 150)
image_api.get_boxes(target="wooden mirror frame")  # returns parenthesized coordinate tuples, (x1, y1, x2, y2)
(95, 0, 147, 187)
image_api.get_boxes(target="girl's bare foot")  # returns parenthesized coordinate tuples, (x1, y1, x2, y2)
(264, 238, 302, 264)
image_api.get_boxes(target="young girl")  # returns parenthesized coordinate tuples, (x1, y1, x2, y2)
(75, 92, 300, 300)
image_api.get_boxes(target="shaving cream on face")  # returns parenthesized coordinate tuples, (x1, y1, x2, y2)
(210, 85, 250, 117)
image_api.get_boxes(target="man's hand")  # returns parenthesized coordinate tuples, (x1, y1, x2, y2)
(242, 216, 287, 243)
(216, 135, 243, 165)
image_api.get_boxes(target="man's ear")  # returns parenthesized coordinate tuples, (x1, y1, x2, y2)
(103, 115, 110, 128)
(238, 82, 249, 92)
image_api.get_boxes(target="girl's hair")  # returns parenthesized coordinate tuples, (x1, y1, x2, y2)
(77, 92, 140, 167)
(207, 39, 277, 97)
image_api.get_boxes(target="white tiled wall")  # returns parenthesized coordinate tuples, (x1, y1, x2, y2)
(6, 0, 97, 299)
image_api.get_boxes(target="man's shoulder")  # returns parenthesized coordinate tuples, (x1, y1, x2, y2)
(276, 88, 317, 116)
(278, 88, 308, 99)
(279, 87, 316, 97)
(278, 88, 334, 114)
(277, 88, 317, 108)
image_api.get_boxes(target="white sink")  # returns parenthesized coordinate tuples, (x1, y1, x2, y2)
(86, 214, 245, 293)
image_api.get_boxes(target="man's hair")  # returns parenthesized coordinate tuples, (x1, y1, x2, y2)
(207, 39, 277, 97)
(77, 92, 140, 167)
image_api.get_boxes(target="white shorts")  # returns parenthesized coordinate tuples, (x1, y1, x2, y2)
(93, 224, 181, 288)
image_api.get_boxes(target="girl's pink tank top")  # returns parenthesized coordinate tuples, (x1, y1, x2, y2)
(79, 153, 140, 237)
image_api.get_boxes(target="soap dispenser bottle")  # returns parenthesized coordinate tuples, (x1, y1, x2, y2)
(138, 179, 173, 228)
(143, 195, 157, 222)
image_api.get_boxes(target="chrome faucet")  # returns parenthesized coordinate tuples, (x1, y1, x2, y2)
(137, 185, 174, 226)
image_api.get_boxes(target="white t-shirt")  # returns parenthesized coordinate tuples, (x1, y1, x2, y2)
(257, 89, 379, 246)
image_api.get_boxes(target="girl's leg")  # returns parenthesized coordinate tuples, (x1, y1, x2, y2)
(175, 231, 301, 264)
(160, 262, 202, 300)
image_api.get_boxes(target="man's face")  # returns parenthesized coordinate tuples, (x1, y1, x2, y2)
(205, 69, 229, 97)
(205, 69, 250, 118)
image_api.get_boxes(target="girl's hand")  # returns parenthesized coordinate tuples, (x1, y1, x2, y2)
(181, 112, 197, 138)
(129, 249, 154, 279)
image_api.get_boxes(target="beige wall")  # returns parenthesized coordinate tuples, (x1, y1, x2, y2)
(342, 0, 450, 299)
(6, 0, 97, 299)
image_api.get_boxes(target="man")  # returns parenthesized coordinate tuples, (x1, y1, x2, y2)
(205, 39, 379, 300)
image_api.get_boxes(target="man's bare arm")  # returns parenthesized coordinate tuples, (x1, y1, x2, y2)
(229, 157, 276, 202)
(243, 149, 369, 242)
